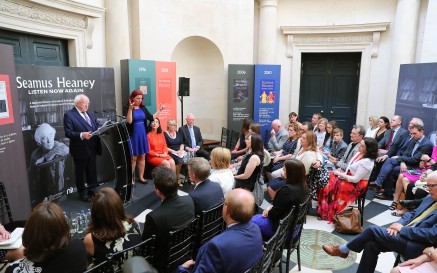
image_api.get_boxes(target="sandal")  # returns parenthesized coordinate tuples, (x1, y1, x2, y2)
(389, 201, 398, 211)
(391, 210, 405, 217)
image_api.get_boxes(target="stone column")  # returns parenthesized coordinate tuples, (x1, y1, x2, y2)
(105, 0, 131, 114)
(419, 0, 437, 62)
(257, 0, 278, 64)
(386, 0, 420, 114)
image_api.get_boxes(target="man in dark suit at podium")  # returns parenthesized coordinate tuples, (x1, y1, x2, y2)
(64, 94, 102, 202)
(179, 113, 210, 160)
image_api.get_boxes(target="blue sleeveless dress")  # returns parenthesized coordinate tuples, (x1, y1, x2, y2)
(129, 109, 149, 156)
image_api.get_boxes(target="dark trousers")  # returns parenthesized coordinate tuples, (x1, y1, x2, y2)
(73, 153, 97, 195)
(375, 158, 400, 196)
(195, 148, 210, 160)
(347, 225, 425, 273)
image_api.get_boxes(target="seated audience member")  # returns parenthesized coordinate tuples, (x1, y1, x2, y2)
(376, 115, 408, 156)
(270, 130, 321, 179)
(252, 159, 308, 239)
(364, 115, 380, 138)
(178, 113, 210, 160)
(375, 116, 390, 143)
(318, 137, 377, 222)
(320, 120, 337, 155)
(233, 133, 264, 192)
(177, 189, 263, 273)
(142, 166, 195, 271)
(249, 122, 261, 135)
(285, 111, 300, 130)
(268, 119, 288, 152)
(209, 147, 235, 195)
(392, 172, 429, 217)
(6, 202, 87, 273)
(188, 157, 224, 214)
(164, 118, 185, 182)
(324, 128, 347, 169)
(373, 124, 433, 200)
(370, 116, 416, 185)
(315, 118, 328, 146)
(84, 187, 141, 264)
(0, 224, 10, 260)
(311, 112, 322, 132)
(336, 125, 365, 171)
(231, 117, 252, 160)
(147, 118, 176, 172)
(322, 170, 437, 273)
(264, 123, 300, 180)
(391, 246, 437, 273)
(390, 143, 437, 213)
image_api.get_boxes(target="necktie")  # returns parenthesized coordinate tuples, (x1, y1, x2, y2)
(411, 140, 420, 156)
(83, 112, 92, 127)
(385, 130, 395, 150)
(189, 126, 196, 148)
(407, 202, 437, 226)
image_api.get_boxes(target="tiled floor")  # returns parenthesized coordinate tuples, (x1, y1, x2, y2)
(125, 180, 399, 273)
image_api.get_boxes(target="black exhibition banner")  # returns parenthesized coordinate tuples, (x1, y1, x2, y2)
(0, 44, 31, 220)
(227, 65, 254, 132)
(395, 63, 437, 136)
(15, 65, 117, 207)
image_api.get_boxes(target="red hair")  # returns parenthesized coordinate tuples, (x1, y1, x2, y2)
(129, 90, 144, 107)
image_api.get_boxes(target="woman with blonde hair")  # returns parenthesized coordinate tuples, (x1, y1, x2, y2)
(84, 187, 141, 264)
(164, 118, 185, 182)
(209, 147, 235, 195)
(365, 115, 380, 138)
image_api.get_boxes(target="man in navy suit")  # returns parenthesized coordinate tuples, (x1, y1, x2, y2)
(178, 113, 209, 160)
(188, 157, 223, 214)
(63, 94, 101, 202)
(323, 170, 437, 273)
(143, 166, 195, 272)
(373, 123, 432, 199)
(178, 188, 263, 273)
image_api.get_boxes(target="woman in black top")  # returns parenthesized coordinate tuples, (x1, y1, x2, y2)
(234, 133, 264, 192)
(6, 202, 87, 273)
(251, 159, 308, 240)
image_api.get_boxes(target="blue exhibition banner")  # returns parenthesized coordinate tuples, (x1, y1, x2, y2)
(253, 64, 281, 148)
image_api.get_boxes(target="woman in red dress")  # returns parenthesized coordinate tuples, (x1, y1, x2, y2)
(147, 118, 176, 172)
(317, 137, 378, 223)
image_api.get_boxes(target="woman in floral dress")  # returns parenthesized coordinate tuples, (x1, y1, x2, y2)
(84, 187, 142, 264)
(317, 137, 378, 223)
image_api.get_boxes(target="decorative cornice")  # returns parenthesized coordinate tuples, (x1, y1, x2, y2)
(0, 0, 105, 49)
(281, 22, 390, 58)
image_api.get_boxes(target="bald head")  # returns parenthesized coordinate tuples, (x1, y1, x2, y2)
(223, 189, 255, 224)
(186, 113, 195, 126)
(271, 119, 282, 132)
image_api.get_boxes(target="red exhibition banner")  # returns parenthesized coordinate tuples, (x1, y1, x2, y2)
(155, 61, 176, 130)
(0, 74, 14, 125)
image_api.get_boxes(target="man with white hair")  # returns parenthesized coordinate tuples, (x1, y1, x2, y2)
(28, 123, 69, 204)
(178, 113, 209, 160)
(268, 119, 288, 151)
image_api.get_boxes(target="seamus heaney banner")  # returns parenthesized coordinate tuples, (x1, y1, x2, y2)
(16, 65, 116, 207)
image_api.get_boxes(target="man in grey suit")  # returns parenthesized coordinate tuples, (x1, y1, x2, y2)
(336, 125, 365, 171)
(267, 119, 288, 151)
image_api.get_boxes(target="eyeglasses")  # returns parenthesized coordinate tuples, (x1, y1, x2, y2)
(424, 184, 437, 189)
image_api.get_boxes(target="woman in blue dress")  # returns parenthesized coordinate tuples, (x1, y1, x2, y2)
(126, 89, 164, 184)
